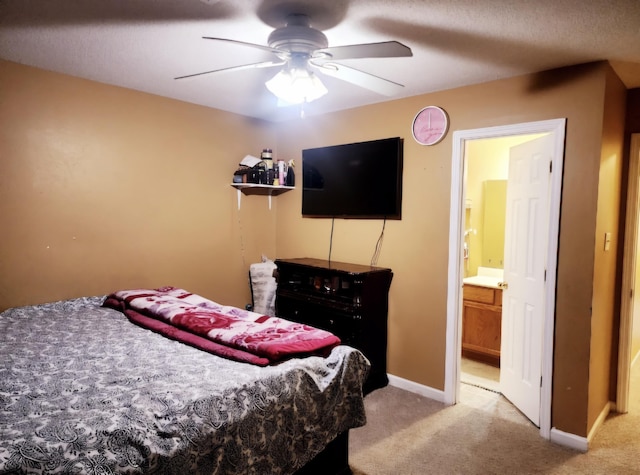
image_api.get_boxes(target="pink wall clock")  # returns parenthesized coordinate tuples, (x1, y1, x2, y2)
(411, 106, 449, 145)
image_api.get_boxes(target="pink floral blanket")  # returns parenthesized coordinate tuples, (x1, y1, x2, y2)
(103, 287, 341, 366)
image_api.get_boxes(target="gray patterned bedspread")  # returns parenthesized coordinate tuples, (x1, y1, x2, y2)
(0, 296, 369, 474)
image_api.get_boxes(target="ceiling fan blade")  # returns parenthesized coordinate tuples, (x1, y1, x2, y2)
(175, 60, 285, 80)
(315, 41, 412, 61)
(202, 37, 281, 56)
(311, 62, 404, 96)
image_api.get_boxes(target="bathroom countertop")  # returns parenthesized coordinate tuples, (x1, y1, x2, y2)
(462, 275, 502, 289)
(463, 267, 504, 289)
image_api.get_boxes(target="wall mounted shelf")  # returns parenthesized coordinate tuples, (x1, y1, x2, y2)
(231, 183, 294, 210)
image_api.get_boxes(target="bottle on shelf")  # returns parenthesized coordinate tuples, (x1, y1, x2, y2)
(261, 149, 275, 185)
(277, 160, 286, 187)
(261, 148, 273, 168)
(286, 159, 295, 186)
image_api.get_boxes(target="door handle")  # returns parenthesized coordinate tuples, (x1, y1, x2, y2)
(498, 282, 509, 289)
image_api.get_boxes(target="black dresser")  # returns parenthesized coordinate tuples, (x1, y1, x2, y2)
(274, 258, 393, 394)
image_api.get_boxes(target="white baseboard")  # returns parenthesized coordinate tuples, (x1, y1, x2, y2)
(550, 400, 611, 454)
(387, 373, 447, 403)
(550, 428, 588, 452)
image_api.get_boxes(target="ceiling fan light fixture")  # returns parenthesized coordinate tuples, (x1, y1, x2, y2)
(265, 67, 328, 104)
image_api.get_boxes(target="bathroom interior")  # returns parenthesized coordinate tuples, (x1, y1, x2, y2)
(461, 134, 544, 394)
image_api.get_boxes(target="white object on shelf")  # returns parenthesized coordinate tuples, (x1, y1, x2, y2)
(231, 183, 294, 210)
(240, 155, 262, 167)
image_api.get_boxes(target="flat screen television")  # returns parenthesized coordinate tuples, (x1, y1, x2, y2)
(301, 137, 403, 219)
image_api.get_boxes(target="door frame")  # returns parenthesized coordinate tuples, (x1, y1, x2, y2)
(444, 118, 566, 440)
(617, 133, 640, 413)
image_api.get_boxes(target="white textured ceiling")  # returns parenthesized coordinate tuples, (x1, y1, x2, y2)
(1, 0, 640, 122)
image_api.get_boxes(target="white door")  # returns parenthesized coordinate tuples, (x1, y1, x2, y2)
(500, 134, 553, 426)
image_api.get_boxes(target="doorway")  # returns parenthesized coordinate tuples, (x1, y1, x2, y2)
(618, 133, 640, 412)
(444, 119, 566, 440)
(459, 134, 544, 395)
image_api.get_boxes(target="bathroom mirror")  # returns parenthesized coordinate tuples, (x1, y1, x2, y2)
(481, 180, 507, 269)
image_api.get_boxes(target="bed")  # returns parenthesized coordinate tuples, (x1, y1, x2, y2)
(0, 289, 370, 474)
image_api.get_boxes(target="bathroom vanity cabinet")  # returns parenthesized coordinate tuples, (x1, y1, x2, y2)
(462, 284, 503, 367)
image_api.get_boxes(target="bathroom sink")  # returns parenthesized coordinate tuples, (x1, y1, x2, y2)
(463, 275, 502, 288)
(463, 267, 504, 289)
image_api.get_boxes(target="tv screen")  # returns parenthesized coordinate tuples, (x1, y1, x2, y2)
(302, 137, 403, 219)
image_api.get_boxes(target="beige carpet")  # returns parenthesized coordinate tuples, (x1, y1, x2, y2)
(349, 362, 640, 474)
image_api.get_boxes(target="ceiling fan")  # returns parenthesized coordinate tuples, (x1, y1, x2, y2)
(175, 13, 413, 105)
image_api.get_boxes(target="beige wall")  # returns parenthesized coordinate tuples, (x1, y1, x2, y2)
(275, 62, 622, 437)
(0, 60, 277, 311)
(587, 66, 627, 428)
(1, 59, 628, 439)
